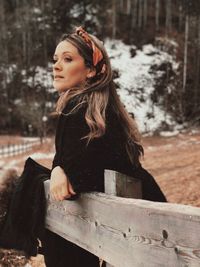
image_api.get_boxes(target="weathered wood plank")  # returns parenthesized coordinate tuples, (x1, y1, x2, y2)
(44, 172, 200, 267)
(104, 169, 142, 267)
(104, 169, 142, 198)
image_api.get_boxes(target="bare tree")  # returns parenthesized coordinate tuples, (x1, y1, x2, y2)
(143, 0, 147, 28)
(131, 0, 138, 29)
(120, 0, 124, 11)
(127, 0, 132, 15)
(112, 0, 117, 39)
(194, 14, 200, 110)
(0, 0, 9, 111)
(183, 14, 189, 92)
(178, 2, 183, 31)
(41, 0, 48, 65)
(166, 0, 172, 34)
(138, 0, 143, 28)
(155, 0, 160, 31)
(0, 0, 8, 64)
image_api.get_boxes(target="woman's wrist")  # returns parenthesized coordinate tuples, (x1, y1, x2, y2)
(51, 165, 64, 175)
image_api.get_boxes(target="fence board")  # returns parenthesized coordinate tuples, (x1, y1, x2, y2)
(0, 140, 40, 158)
(44, 170, 200, 267)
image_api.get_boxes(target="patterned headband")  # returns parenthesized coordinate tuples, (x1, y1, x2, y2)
(75, 26, 106, 74)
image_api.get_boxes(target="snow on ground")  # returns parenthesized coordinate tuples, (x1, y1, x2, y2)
(21, 137, 40, 142)
(159, 130, 180, 137)
(104, 38, 180, 134)
(29, 152, 55, 160)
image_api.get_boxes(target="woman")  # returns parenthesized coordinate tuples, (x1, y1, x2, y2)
(41, 26, 167, 267)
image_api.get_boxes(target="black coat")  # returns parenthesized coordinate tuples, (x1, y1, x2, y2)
(52, 97, 167, 202)
(0, 97, 167, 258)
(0, 157, 50, 257)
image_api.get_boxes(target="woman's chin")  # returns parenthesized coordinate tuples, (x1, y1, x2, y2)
(53, 83, 68, 93)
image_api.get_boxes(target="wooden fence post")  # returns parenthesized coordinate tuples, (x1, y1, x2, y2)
(103, 169, 142, 267)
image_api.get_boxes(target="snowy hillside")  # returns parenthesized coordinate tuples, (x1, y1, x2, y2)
(104, 38, 181, 135)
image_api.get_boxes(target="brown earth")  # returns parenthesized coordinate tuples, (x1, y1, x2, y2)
(141, 130, 200, 207)
(0, 129, 200, 266)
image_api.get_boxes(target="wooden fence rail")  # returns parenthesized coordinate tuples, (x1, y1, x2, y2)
(0, 140, 40, 158)
(44, 170, 200, 267)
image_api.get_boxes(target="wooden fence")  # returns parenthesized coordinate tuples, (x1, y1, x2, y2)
(0, 140, 40, 158)
(43, 170, 200, 267)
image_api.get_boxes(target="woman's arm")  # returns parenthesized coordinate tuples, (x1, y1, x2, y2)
(51, 103, 106, 199)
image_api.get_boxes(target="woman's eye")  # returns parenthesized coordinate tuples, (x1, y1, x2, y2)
(64, 57, 72, 62)
(52, 57, 72, 63)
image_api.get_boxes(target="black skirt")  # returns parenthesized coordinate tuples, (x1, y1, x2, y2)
(41, 228, 102, 267)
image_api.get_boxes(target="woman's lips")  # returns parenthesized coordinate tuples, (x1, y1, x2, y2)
(54, 75, 64, 80)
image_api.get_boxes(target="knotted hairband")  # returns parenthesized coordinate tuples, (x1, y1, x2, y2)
(75, 26, 106, 74)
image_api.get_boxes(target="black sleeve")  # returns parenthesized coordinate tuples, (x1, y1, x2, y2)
(52, 152, 59, 170)
(51, 100, 168, 203)
(55, 104, 106, 194)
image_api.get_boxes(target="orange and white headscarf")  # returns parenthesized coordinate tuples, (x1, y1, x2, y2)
(75, 26, 106, 74)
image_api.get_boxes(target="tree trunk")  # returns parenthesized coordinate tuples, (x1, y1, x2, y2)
(166, 0, 172, 34)
(138, 0, 143, 28)
(183, 14, 189, 93)
(0, 0, 11, 130)
(131, 0, 138, 29)
(41, 0, 48, 66)
(0, 0, 8, 64)
(155, 0, 160, 31)
(120, 0, 124, 11)
(112, 0, 117, 39)
(178, 3, 183, 32)
(127, 0, 131, 15)
(194, 15, 200, 111)
(143, 0, 147, 28)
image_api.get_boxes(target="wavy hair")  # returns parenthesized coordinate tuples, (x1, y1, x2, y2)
(55, 26, 144, 167)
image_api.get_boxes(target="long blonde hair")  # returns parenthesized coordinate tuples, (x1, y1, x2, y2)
(55, 27, 144, 167)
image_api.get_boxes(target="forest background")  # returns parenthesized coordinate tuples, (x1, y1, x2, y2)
(1, 0, 200, 136)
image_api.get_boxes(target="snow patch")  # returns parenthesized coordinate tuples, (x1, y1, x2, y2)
(159, 130, 180, 137)
(104, 38, 180, 134)
(28, 152, 54, 160)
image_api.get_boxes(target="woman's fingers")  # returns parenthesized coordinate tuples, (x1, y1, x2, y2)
(61, 184, 72, 199)
(50, 177, 76, 201)
(68, 180, 76, 195)
(51, 190, 71, 201)
(50, 184, 72, 201)
(50, 191, 59, 201)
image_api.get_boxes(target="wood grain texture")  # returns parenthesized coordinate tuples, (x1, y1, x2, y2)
(44, 170, 200, 267)
(104, 169, 142, 267)
(104, 169, 142, 198)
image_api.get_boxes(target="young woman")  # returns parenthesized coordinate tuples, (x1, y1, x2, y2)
(41, 26, 167, 267)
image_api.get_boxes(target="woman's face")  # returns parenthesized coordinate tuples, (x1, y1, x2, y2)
(53, 40, 94, 93)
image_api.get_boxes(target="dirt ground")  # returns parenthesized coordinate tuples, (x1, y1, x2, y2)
(141, 129, 200, 207)
(0, 129, 200, 266)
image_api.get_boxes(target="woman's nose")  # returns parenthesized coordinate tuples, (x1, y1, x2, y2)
(53, 61, 62, 71)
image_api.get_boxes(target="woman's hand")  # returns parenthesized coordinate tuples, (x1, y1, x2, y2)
(50, 166, 76, 201)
